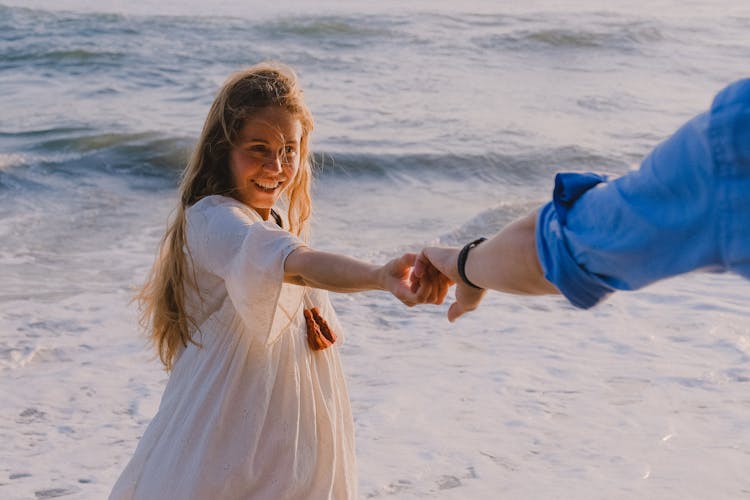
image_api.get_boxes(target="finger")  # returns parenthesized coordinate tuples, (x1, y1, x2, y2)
(417, 266, 436, 301)
(414, 278, 435, 303)
(430, 288, 440, 305)
(395, 284, 420, 307)
(447, 301, 465, 322)
(400, 294, 417, 307)
(427, 267, 451, 304)
(390, 255, 414, 283)
(431, 275, 447, 304)
(400, 252, 417, 268)
(424, 288, 439, 305)
(410, 275, 421, 294)
(414, 262, 437, 300)
(413, 252, 428, 279)
(396, 292, 416, 307)
(425, 281, 444, 305)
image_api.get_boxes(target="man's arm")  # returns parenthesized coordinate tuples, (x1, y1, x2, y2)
(416, 211, 559, 321)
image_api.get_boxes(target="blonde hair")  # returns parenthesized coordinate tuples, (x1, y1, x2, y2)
(138, 62, 314, 370)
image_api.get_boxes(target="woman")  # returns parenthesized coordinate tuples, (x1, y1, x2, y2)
(110, 62, 447, 499)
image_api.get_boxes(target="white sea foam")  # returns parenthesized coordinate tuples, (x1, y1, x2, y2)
(0, 154, 26, 171)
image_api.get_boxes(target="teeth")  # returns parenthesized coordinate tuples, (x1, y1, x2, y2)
(255, 180, 281, 189)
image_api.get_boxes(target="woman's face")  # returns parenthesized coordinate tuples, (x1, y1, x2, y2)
(228, 106, 302, 219)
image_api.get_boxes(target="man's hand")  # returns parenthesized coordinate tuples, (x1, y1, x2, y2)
(413, 247, 486, 322)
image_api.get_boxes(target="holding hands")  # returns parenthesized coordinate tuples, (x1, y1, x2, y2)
(411, 246, 486, 322)
(383, 244, 487, 321)
(380, 252, 451, 307)
(404, 212, 560, 320)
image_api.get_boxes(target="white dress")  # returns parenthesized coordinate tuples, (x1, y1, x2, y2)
(110, 195, 357, 500)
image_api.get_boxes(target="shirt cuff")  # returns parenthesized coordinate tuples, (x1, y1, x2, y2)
(537, 173, 614, 309)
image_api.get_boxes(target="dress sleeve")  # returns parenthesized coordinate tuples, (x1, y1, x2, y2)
(185, 199, 306, 344)
(536, 106, 723, 309)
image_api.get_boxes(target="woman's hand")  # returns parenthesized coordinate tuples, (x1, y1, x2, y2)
(379, 253, 450, 307)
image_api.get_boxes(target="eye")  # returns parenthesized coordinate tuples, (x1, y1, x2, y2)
(283, 145, 298, 157)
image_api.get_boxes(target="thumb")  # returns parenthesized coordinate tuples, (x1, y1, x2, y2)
(401, 252, 417, 264)
(397, 252, 417, 271)
(447, 301, 466, 323)
(412, 251, 428, 279)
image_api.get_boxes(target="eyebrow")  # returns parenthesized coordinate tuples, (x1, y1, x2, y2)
(239, 138, 299, 144)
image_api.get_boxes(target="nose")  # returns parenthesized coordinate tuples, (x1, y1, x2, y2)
(262, 152, 283, 173)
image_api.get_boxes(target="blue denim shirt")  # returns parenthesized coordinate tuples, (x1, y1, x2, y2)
(536, 78, 750, 309)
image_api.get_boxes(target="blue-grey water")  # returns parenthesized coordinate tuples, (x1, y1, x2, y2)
(1, 1, 749, 498)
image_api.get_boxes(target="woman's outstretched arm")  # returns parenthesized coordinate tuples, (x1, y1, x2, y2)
(284, 247, 449, 306)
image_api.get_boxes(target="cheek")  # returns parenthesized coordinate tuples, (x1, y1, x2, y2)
(284, 161, 300, 184)
(229, 151, 257, 179)
(228, 151, 243, 180)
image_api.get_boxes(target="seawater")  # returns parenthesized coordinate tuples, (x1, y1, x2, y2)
(1, 1, 749, 498)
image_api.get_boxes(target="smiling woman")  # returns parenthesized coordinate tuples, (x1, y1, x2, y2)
(228, 106, 302, 219)
(107, 62, 448, 500)
(4, 1, 749, 498)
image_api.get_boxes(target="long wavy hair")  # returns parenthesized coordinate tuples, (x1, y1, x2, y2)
(138, 62, 314, 370)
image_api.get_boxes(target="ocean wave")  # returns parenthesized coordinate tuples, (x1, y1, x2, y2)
(528, 24, 662, 48)
(0, 2, 677, 87)
(0, 6, 138, 73)
(262, 16, 398, 39)
(0, 153, 27, 171)
(0, 6, 404, 77)
(472, 18, 665, 53)
(0, 5, 136, 43)
(316, 146, 621, 183)
(0, 49, 126, 72)
(1, 125, 622, 188)
(35, 132, 194, 176)
(0, 126, 92, 138)
(435, 200, 543, 246)
(0, 129, 192, 189)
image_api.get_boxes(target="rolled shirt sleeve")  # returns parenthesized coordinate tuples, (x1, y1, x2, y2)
(536, 78, 750, 309)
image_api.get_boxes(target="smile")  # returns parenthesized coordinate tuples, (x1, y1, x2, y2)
(253, 180, 283, 192)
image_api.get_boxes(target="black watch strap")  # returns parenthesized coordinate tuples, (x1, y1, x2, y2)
(457, 237, 486, 289)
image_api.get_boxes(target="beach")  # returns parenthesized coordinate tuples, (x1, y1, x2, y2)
(1, 1, 749, 498)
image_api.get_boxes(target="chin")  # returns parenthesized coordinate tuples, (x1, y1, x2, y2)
(246, 197, 278, 213)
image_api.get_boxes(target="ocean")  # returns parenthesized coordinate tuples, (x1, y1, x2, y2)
(1, 1, 749, 498)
